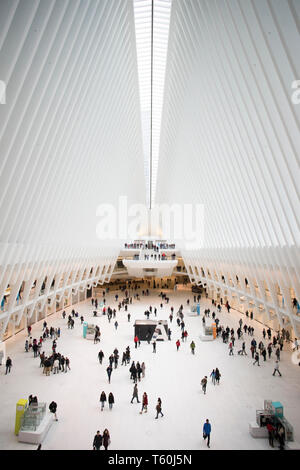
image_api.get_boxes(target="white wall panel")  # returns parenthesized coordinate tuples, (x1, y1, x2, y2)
(155, 0, 300, 336)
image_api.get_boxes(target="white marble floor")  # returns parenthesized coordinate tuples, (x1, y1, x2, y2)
(1, 286, 299, 450)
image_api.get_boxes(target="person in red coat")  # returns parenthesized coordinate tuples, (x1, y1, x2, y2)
(176, 339, 180, 351)
(134, 335, 139, 349)
(140, 392, 148, 414)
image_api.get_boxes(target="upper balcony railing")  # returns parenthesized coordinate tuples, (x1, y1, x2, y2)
(124, 241, 176, 250)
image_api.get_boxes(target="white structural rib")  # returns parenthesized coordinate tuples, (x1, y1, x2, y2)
(155, 0, 300, 336)
(0, 0, 146, 340)
(134, 0, 172, 208)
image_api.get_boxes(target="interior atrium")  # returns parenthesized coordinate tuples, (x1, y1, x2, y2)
(0, 0, 299, 452)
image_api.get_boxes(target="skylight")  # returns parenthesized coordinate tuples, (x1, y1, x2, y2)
(133, 0, 172, 209)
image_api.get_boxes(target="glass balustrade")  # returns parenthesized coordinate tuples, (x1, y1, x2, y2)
(20, 403, 47, 432)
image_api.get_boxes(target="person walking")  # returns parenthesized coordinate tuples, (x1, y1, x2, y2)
(215, 368, 221, 385)
(134, 335, 139, 349)
(141, 362, 146, 378)
(190, 341, 195, 354)
(155, 398, 164, 419)
(102, 429, 111, 450)
(152, 340, 156, 353)
(114, 321, 118, 331)
(136, 362, 142, 382)
(266, 421, 275, 448)
(210, 369, 216, 385)
(228, 342, 234, 356)
(176, 339, 180, 351)
(100, 391, 107, 411)
(201, 376, 208, 394)
(267, 344, 272, 359)
(108, 392, 114, 410)
(140, 392, 148, 414)
(53, 358, 59, 374)
(131, 384, 140, 403)
(98, 350, 104, 364)
(203, 419, 211, 448)
(65, 357, 71, 372)
(49, 401, 58, 421)
(277, 425, 285, 450)
(121, 352, 127, 366)
(253, 352, 260, 366)
(272, 361, 282, 376)
(93, 431, 102, 450)
(5, 356, 12, 374)
(106, 365, 112, 383)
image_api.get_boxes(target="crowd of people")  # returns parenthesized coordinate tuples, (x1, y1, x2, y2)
(3, 278, 298, 451)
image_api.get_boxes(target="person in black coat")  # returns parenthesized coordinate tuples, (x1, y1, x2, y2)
(129, 361, 136, 379)
(100, 391, 106, 411)
(108, 393, 114, 410)
(93, 431, 102, 450)
(102, 429, 110, 450)
(136, 362, 142, 382)
(49, 401, 58, 420)
(215, 368, 221, 384)
(98, 350, 104, 364)
(5, 357, 12, 374)
(106, 365, 112, 383)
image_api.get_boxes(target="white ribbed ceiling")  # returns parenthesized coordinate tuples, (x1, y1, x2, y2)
(0, 0, 300, 340)
(155, 0, 300, 335)
(0, 0, 146, 259)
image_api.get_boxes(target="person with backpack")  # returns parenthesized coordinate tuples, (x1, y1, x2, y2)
(93, 431, 102, 450)
(49, 401, 58, 421)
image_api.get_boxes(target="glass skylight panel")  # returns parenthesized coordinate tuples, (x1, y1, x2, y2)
(133, 0, 172, 208)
